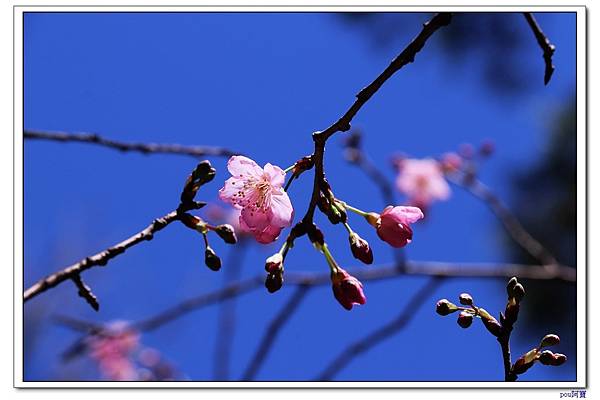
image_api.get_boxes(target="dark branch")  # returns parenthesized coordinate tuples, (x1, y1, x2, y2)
(448, 174, 559, 267)
(131, 260, 574, 333)
(317, 277, 443, 380)
(24, 210, 183, 303)
(523, 12, 556, 85)
(213, 241, 249, 381)
(24, 129, 239, 158)
(71, 275, 100, 311)
(242, 285, 310, 380)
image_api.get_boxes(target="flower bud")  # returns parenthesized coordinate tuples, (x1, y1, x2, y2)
(214, 224, 237, 244)
(506, 277, 518, 295)
(435, 299, 458, 316)
(440, 152, 462, 172)
(552, 353, 567, 366)
(180, 213, 203, 230)
(538, 350, 555, 365)
(265, 253, 283, 273)
(204, 247, 221, 271)
(540, 334, 560, 348)
(457, 311, 473, 328)
(331, 268, 366, 311)
(512, 283, 525, 302)
(307, 225, 325, 246)
(181, 161, 216, 204)
(478, 308, 502, 336)
(458, 293, 473, 306)
(349, 232, 373, 265)
(512, 355, 534, 375)
(265, 272, 283, 293)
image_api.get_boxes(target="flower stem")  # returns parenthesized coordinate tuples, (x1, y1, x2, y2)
(342, 202, 369, 217)
(320, 243, 339, 274)
(283, 164, 296, 174)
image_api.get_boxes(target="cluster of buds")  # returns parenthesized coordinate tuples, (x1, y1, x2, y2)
(435, 293, 501, 335)
(435, 277, 566, 380)
(512, 334, 567, 376)
(178, 161, 237, 272)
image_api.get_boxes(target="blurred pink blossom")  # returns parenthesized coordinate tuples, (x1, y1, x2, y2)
(376, 205, 424, 248)
(219, 156, 293, 244)
(396, 158, 450, 209)
(87, 321, 140, 381)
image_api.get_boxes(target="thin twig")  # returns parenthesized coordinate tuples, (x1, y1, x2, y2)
(523, 12, 556, 85)
(213, 240, 249, 381)
(71, 275, 100, 311)
(317, 277, 444, 380)
(242, 285, 311, 380)
(131, 260, 574, 333)
(24, 130, 238, 158)
(448, 174, 559, 267)
(284, 13, 452, 248)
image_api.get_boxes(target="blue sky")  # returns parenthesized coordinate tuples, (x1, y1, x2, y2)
(23, 12, 577, 381)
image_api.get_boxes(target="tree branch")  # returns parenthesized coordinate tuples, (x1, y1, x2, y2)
(130, 260, 574, 333)
(284, 13, 452, 248)
(317, 276, 443, 380)
(242, 285, 310, 380)
(23, 210, 183, 303)
(448, 174, 559, 267)
(24, 129, 238, 158)
(523, 12, 556, 85)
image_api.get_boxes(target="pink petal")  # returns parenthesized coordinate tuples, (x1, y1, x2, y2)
(254, 225, 283, 244)
(218, 177, 245, 204)
(241, 206, 270, 232)
(269, 191, 294, 227)
(263, 163, 286, 188)
(227, 155, 263, 179)
(389, 206, 424, 224)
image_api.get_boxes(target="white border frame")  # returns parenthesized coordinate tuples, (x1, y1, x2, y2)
(13, 4, 587, 389)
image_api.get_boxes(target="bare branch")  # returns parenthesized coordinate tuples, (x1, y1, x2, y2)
(285, 12, 452, 250)
(242, 285, 310, 380)
(213, 241, 249, 381)
(23, 210, 182, 303)
(71, 275, 100, 311)
(131, 260, 574, 333)
(523, 12, 556, 85)
(448, 174, 559, 267)
(24, 129, 239, 158)
(317, 277, 443, 380)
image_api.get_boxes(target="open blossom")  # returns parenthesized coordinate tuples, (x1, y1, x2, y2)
(396, 158, 450, 209)
(375, 206, 424, 248)
(331, 268, 366, 311)
(219, 156, 293, 244)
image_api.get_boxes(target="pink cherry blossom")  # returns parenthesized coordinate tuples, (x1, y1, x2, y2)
(396, 158, 450, 209)
(331, 268, 367, 311)
(87, 321, 140, 381)
(219, 156, 293, 244)
(376, 205, 424, 248)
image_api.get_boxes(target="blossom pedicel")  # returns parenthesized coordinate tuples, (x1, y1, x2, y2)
(219, 156, 294, 244)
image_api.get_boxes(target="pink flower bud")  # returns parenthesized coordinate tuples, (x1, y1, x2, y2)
(349, 232, 373, 265)
(331, 268, 366, 311)
(375, 206, 424, 248)
(457, 311, 473, 328)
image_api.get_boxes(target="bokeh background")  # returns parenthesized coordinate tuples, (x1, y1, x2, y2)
(23, 12, 577, 382)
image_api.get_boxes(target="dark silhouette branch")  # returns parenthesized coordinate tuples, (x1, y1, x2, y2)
(24, 129, 239, 158)
(283, 13, 452, 247)
(448, 173, 559, 267)
(316, 277, 443, 380)
(130, 260, 574, 333)
(71, 275, 100, 311)
(242, 285, 310, 380)
(213, 240, 249, 381)
(523, 12, 556, 85)
(24, 210, 182, 303)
